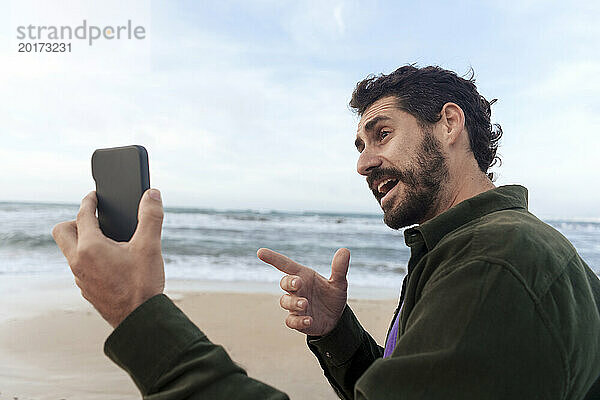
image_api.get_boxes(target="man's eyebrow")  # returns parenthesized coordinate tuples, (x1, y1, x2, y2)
(363, 116, 391, 132)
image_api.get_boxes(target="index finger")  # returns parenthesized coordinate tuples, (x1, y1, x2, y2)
(51, 220, 78, 262)
(257, 248, 305, 275)
(76, 191, 101, 239)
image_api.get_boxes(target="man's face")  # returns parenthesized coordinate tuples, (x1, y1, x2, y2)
(355, 96, 450, 229)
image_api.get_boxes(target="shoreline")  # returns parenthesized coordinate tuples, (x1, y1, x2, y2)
(165, 276, 399, 300)
(0, 272, 399, 305)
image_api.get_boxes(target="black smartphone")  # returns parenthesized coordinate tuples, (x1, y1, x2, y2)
(91, 145, 150, 242)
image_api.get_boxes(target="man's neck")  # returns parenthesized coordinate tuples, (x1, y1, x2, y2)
(430, 174, 496, 222)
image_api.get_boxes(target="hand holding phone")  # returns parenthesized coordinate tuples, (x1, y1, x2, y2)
(52, 188, 165, 328)
(51, 145, 163, 327)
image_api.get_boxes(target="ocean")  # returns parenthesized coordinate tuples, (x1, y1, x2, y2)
(1, 201, 599, 293)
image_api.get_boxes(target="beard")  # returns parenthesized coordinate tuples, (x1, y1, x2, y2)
(368, 127, 450, 230)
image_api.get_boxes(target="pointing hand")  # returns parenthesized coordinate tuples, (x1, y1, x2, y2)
(257, 248, 350, 337)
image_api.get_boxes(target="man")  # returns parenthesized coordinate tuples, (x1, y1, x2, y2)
(52, 65, 600, 399)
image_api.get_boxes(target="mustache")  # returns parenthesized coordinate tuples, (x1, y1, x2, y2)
(366, 167, 414, 190)
(367, 167, 418, 202)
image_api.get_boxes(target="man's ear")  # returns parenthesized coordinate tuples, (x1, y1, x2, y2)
(439, 102, 465, 146)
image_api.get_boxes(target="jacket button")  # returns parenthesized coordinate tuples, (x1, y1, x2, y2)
(325, 352, 332, 358)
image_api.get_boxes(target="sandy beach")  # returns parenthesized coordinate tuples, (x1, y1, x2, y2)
(0, 275, 397, 400)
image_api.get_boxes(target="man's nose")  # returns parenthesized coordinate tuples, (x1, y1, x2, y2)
(357, 148, 382, 176)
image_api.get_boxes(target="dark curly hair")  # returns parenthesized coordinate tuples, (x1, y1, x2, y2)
(350, 65, 502, 180)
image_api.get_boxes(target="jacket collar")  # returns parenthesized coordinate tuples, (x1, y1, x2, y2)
(403, 185, 529, 250)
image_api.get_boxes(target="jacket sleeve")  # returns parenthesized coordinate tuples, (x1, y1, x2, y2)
(104, 294, 290, 400)
(353, 260, 566, 399)
(306, 304, 384, 400)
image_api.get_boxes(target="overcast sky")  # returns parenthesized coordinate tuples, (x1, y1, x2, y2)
(1, 0, 599, 218)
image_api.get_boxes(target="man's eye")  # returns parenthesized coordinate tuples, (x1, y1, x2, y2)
(380, 130, 391, 140)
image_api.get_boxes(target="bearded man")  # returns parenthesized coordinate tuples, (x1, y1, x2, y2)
(53, 65, 600, 399)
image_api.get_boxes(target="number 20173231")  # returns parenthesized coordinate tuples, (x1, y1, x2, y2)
(18, 42, 72, 53)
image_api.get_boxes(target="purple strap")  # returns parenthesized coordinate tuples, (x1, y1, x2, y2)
(383, 311, 400, 358)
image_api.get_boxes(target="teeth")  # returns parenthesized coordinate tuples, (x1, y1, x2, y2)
(377, 178, 395, 193)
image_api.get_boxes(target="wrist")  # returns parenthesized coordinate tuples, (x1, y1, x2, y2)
(109, 290, 164, 328)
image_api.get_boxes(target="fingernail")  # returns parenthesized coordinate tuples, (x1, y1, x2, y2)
(297, 300, 305, 308)
(303, 318, 310, 326)
(149, 189, 161, 201)
(291, 278, 297, 288)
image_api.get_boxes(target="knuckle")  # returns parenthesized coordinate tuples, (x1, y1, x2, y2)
(280, 294, 296, 310)
(51, 223, 61, 239)
(150, 212, 164, 223)
(70, 259, 85, 277)
(129, 238, 160, 257)
(76, 209, 86, 222)
(52, 221, 71, 238)
(70, 255, 81, 271)
(144, 206, 164, 222)
(74, 276, 85, 290)
(286, 314, 306, 330)
(77, 244, 93, 258)
(285, 315, 297, 329)
(77, 242, 101, 263)
(297, 298, 305, 310)
(79, 288, 90, 302)
(280, 275, 298, 291)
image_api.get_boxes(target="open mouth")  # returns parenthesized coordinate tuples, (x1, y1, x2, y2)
(377, 178, 399, 203)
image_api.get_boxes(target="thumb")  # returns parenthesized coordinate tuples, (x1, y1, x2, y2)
(132, 188, 164, 244)
(329, 248, 350, 283)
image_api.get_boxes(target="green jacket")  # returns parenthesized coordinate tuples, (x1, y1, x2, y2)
(104, 185, 600, 399)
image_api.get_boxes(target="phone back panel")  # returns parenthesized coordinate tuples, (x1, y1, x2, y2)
(91, 145, 150, 242)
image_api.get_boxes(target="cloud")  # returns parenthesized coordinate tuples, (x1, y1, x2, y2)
(1, 2, 373, 211)
(333, 4, 345, 34)
(522, 61, 600, 101)
(2, 0, 599, 217)
(494, 60, 600, 217)
(279, 0, 367, 56)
